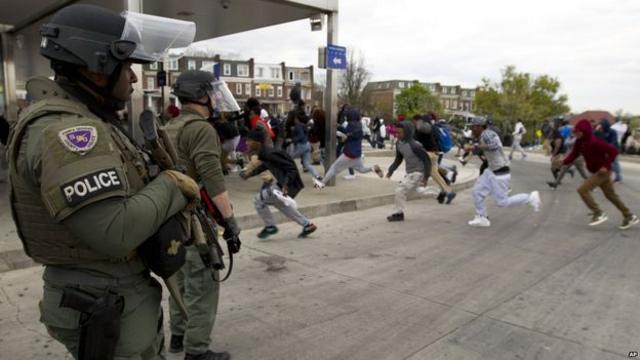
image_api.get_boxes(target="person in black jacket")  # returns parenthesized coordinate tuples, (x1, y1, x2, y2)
(240, 129, 317, 239)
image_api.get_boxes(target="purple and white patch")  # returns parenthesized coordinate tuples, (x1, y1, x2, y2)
(58, 126, 98, 154)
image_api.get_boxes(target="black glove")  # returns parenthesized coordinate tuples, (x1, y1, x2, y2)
(223, 216, 241, 254)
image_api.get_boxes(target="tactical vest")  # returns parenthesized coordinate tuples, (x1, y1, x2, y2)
(8, 79, 148, 265)
(162, 112, 208, 180)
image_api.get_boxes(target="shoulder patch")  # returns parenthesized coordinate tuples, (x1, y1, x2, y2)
(58, 126, 98, 155)
(60, 168, 124, 207)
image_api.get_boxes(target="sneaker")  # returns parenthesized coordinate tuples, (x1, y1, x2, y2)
(387, 213, 404, 222)
(619, 215, 639, 230)
(468, 215, 491, 227)
(589, 213, 608, 226)
(529, 191, 541, 212)
(185, 350, 231, 360)
(313, 177, 325, 189)
(343, 174, 357, 180)
(451, 165, 458, 184)
(546, 181, 558, 190)
(257, 226, 279, 239)
(373, 165, 384, 178)
(446, 192, 456, 205)
(437, 191, 446, 204)
(169, 334, 184, 353)
(457, 157, 467, 166)
(298, 223, 317, 238)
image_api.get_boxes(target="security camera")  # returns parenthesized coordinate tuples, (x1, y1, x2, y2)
(220, 0, 230, 9)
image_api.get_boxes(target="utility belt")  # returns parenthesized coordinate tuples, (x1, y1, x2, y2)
(43, 266, 150, 288)
(493, 166, 510, 176)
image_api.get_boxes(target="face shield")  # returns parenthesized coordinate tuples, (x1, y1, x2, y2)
(209, 80, 241, 112)
(120, 11, 195, 63)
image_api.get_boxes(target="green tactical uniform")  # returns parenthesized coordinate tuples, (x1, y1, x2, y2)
(8, 77, 188, 359)
(163, 109, 226, 354)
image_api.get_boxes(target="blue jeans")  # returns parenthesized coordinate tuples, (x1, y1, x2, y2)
(612, 158, 622, 181)
(290, 142, 320, 179)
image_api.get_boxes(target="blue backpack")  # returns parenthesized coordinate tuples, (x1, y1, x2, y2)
(434, 123, 454, 153)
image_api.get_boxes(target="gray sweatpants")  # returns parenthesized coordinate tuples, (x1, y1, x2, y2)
(322, 154, 373, 183)
(472, 170, 531, 218)
(394, 172, 424, 213)
(255, 183, 309, 227)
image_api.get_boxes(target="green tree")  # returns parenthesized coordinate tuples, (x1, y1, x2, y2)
(395, 83, 443, 119)
(475, 65, 570, 143)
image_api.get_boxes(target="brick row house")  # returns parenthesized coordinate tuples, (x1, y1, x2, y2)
(365, 80, 476, 121)
(142, 55, 317, 117)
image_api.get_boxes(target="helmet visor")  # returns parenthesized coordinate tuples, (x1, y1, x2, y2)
(120, 11, 195, 62)
(209, 81, 240, 112)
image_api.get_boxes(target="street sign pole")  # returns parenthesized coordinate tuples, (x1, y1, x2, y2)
(324, 12, 339, 186)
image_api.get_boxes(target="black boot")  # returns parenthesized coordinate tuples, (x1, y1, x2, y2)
(387, 213, 404, 222)
(185, 350, 231, 360)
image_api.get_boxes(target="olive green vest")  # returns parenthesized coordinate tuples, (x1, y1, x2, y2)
(8, 78, 148, 265)
(161, 111, 207, 180)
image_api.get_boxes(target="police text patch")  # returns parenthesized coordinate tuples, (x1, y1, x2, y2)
(60, 168, 124, 207)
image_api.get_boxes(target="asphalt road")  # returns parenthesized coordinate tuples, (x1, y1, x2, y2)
(192, 156, 640, 360)
(1, 155, 639, 360)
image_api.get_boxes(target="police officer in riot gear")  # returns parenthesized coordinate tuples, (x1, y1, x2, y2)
(164, 71, 240, 360)
(7, 4, 197, 359)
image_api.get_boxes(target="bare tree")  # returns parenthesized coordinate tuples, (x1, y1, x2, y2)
(338, 50, 372, 112)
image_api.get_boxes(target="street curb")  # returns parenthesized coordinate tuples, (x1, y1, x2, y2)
(0, 175, 478, 273)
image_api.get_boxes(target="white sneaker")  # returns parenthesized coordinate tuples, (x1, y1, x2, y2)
(468, 215, 491, 227)
(343, 174, 357, 180)
(529, 191, 541, 212)
(313, 178, 325, 189)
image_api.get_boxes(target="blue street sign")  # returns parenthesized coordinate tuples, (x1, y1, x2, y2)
(327, 44, 347, 70)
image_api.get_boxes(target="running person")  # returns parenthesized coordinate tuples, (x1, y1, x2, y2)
(315, 107, 383, 188)
(467, 117, 541, 227)
(562, 119, 638, 229)
(509, 119, 527, 160)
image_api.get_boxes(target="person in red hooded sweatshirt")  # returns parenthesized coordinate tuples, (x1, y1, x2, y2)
(563, 119, 638, 229)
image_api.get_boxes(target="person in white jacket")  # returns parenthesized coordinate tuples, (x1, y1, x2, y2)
(509, 119, 527, 160)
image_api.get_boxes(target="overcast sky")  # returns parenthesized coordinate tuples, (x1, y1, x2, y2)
(197, 0, 640, 114)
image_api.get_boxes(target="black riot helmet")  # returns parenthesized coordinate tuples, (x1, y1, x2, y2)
(173, 70, 241, 113)
(40, 4, 195, 77)
(172, 70, 216, 102)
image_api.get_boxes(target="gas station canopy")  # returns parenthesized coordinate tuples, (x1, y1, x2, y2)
(0, 0, 337, 40)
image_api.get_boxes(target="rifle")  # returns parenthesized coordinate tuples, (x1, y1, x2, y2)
(139, 110, 236, 283)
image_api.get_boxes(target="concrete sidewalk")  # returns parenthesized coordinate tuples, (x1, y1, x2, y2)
(0, 156, 477, 272)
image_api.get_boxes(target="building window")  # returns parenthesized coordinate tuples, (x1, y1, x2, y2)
(288, 71, 294, 81)
(188, 60, 196, 70)
(255, 86, 261, 97)
(268, 87, 274, 97)
(223, 63, 231, 76)
(147, 77, 155, 89)
(166, 59, 178, 71)
(453, 100, 458, 109)
(399, 82, 405, 88)
(200, 61, 215, 71)
(470, 91, 475, 97)
(235, 83, 242, 95)
(256, 67, 263, 77)
(149, 62, 158, 70)
(277, 86, 283, 97)
(238, 64, 249, 77)
(307, 90, 311, 100)
(271, 68, 280, 79)
(245, 84, 251, 96)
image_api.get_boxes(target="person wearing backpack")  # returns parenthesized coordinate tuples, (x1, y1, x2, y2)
(385, 121, 433, 221)
(509, 119, 527, 160)
(411, 114, 456, 204)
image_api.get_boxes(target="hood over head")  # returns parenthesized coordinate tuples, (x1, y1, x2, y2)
(574, 119, 593, 140)
(398, 120, 415, 141)
(599, 118, 612, 132)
